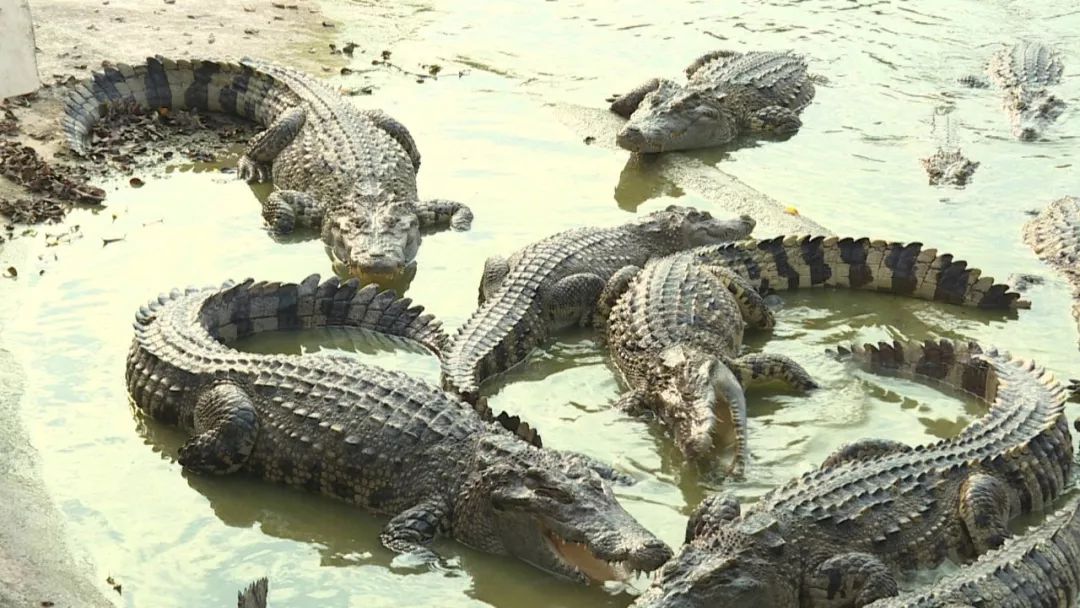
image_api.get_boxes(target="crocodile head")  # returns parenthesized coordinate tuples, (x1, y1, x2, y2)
(654, 345, 746, 467)
(455, 435, 672, 584)
(322, 201, 420, 282)
(618, 81, 738, 153)
(633, 205, 756, 248)
(632, 513, 798, 607)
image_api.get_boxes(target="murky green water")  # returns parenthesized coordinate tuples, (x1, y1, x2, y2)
(4, 0, 1080, 606)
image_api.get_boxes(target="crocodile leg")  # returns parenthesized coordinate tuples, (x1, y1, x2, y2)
(416, 199, 473, 232)
(609, 78, 661, 118)
(595, 265, 642, 326)
(820, 438, 912, 469)
(958, 472, 1012, 554)
(749, 105, 803, 135)
(261, 189, 325, 234)
(806, 552, 898, 607)
(613, 389, 648, 415)
(545, 273, 607, 327)
(727, 353, 818, 391)
(237, 106, 306, 184)
(380, 499, 446, 562)
(478, 255, 510, 305)
(705, 264, 775, 330)
(684, 50, 742, 78)
(360, 108, 422, 173)
(177, 383, 259, 475)
(685, 493, 741, 542)
(557, 451, 635, 486)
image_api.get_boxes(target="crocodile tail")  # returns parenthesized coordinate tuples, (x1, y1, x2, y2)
(237, 578, 268, 608)
(196, 274, 448, 356)
(62, 56, 296, 156)
(698, 235, 1030, 310)
(441, 302, 547, 406)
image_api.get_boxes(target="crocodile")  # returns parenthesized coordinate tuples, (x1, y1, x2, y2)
(962, 41, 1066, 141)
(62, 56, 471, 282)
(596, 251, 816, 477)
(633, 338, 1073, 607)
(1023, 196, 1080, 399)
(126, 275, 672, 583)
(609, 50, 815, 153)
(440, 205, 757, 404)
(866, 494, 1080, 607)
(920, 147, 979, 187)
(598, 235, 1028, 477)
(237, 578, 268, 608)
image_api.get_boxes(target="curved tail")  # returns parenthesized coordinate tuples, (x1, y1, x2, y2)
(63, 56, 295, 156)
(696, 235, 1029, 310)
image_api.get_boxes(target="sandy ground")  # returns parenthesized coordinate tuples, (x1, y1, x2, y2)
(0, 2, 827, 606)
(0, 1, 334, 606)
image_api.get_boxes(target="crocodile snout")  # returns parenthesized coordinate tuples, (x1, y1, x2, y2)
(617, 125, 649, 152)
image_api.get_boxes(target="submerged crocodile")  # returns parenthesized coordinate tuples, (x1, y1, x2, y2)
(598, 234, 1027, 477)
(63, 56, 471, 282)
(596, 251, 816, 476)
(127, 275, 672, 583)
(866, 494, 1080, 607)
(962, 41, 1066, 141)
(1023, 196, 1080, 400)
(634, 339, 1073, 607)
(440, 205, 757, 404)
(609, 50, 815, 153)
(920, 147, 979, 187)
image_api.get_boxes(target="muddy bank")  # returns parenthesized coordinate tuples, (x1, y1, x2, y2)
(0, 0, 334, 605)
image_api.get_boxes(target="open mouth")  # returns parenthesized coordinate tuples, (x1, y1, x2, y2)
(545, 528, 634, 583)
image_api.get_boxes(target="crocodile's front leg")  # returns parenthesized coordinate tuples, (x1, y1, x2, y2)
(416, 199, 473, 232)
(749, 105, 803, 135)
(705, 264, 774, 329)
(727, 353, 818, 391)
(685, 493, 741, 542)
(261, 189, 325, 234)
(361, 108, 422, 173)
(609, 78, 661, 118)
(177, 383, 259, 475)
(545, 273, 607, 328)
(478, 255, 509, 305)
(805, 552, 898, 607)
(594, 265, 641, 326)
(237, 106, 306, 184)
(380, 498, 447, 563)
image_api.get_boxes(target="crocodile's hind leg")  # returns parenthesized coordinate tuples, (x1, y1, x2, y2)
(806, 552, 898, 607)
(381, 499, 447, 563)
(685, 493, 741, 542)
(261, 190, 325, 234)
(237, 106, 306, 184)
(727, 353, 818, 391)
(594, 265, 642, 327)
(545, 273, 607, 328)
(612, 388, 648, 415)
(360, 108, 422, 173)
(749, 105, 803, 135)
(684, 50, 742, 78)
(705, 264, 775, 330)
(177, 382, 259, 475)
(478, 255, 509, 305)
(820, 438, 912, 469)
(609, 78, 661, 118)
(958, 472, 1013, 555)
(416, 199, 473, 232)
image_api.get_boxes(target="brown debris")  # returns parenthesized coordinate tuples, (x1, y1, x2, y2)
(0, 140, 105, 224)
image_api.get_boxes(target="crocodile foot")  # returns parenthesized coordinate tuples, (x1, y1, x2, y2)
(236, 155, 272, 184)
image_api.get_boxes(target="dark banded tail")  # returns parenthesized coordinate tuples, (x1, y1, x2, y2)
(697, 235, 1030, 310)
(63, 56, 297, 156)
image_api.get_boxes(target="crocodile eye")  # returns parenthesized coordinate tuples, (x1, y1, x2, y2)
(534, 486, 574, 504)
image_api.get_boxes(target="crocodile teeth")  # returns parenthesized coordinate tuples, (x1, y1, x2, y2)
(546, 530, 624, 582)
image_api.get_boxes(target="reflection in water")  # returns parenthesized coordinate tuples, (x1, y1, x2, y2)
(613, 155, 686, 211)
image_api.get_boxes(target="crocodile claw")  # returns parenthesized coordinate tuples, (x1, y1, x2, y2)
(236, 155, 272, 184)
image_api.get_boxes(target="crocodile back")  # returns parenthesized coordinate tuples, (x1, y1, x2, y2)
(692, 51, 815, 112)
(1023, 196, 1080, 347)
(988, 40, 1064, 91)
(760, 340, 1071, 571)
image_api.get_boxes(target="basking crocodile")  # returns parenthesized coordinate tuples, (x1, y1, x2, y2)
(127, 275, 672, 583)
(597, 234, 1027, 477)
(633, 339, 1073, 607)
(237, 578, 268, 608)
(609, 50, 815, 153)
(920, 147, 979, 187)
(1023, 196, 1080, 400)
(440, 205, 757, 404)
(63, 56, 471, 282)
(962, 41, 1066, 141)
(596, 251, 816, 477)
(866, 494, 1080, 607)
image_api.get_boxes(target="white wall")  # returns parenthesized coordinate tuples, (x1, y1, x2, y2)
(0, 0, 40, 98)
